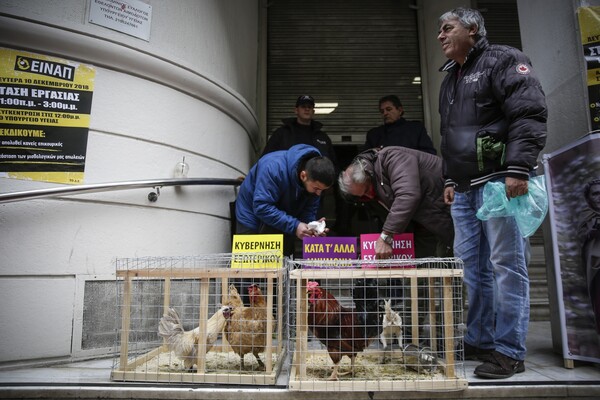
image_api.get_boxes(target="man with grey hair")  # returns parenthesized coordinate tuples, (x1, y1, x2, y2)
(338, 146, 453, 259)
(437, 7, 547, 379)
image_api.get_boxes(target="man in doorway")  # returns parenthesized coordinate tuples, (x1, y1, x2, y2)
(364, 95, 436, 155)
(262, 95, 337, 165)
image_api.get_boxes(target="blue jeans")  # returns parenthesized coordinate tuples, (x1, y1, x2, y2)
(452, 183, 530, 361)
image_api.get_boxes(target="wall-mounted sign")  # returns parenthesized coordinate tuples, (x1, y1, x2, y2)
(0, 48, 95, 185)
(578, 6, 600, 130)
(89, 0, 152, 41)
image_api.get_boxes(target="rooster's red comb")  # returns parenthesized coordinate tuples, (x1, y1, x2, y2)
(307, 281, 319, 290)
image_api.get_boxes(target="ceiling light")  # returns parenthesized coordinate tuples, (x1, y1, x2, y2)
(314, 102, 338, 115)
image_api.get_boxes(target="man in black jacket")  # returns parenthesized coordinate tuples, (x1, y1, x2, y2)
(364, 95, 436, 155)
(262, 95, 337, 165)
(438, 7, 547, 380)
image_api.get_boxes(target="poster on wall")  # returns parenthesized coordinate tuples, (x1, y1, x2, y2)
(543, 133, 600, 364)
(578, 6, 600, 130)
(0, 48, 95, 185)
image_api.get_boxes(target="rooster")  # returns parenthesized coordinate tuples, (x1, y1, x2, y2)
(158, 305, 233, 371)
(224, 283, 273, 370)
(306, 279, 380, 380)
(379, 298, 403, 363)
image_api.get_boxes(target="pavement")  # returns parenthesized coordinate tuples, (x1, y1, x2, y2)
(0, 321, 599, 400)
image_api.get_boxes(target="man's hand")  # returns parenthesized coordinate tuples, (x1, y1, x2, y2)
(296, 222, 321, 239)
(444, 186, 455, 205)
(375, 237, 393, 259)
(505, 177, 528, 198)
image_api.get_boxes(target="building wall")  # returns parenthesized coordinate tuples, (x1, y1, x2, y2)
(517, 0, 596, 154)
(0, 0, 261, 365)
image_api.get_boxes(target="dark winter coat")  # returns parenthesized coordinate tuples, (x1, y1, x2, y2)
(438, 37, 547, 191)
(364, 118, 437, 155)
(262, 118, 337, 165)
(235, 144, 321, 235)
(356, 146, 453, 246)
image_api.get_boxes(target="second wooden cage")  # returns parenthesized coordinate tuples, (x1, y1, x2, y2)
(287, 257, 467, 392)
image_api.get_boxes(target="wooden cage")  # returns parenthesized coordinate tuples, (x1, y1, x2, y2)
(110, 253, 287, 385)
(287, 257, 468, 392)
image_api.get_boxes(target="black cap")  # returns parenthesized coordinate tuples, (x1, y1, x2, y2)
(296, 95, 315, 107)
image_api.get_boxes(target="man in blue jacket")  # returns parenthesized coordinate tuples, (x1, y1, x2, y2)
(235, 144, 336, 256)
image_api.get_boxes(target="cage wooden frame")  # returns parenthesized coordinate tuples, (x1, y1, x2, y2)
(110, 254, 287, 385)
(287, 258, 468, 392)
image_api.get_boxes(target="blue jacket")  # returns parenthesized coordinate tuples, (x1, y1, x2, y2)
(235, 144, 322, 235)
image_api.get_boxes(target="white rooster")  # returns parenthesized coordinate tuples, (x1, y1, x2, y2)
(158, 305, 233, 371)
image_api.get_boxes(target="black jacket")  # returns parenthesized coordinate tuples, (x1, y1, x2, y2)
(364, 118, 437, 155)
(262, 118, 337, 165)
(438, 37, 547, 191)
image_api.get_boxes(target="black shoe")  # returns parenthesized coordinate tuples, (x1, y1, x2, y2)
(463, 342, 494, 361)
(474, 350, 525, 379)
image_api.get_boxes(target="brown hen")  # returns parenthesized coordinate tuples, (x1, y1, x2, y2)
(224, 283, 273, 370)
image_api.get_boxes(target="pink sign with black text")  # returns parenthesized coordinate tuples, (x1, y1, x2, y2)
(360, 233, 415, 268)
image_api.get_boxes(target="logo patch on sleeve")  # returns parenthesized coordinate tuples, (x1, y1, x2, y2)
(516, 63, 530, 75)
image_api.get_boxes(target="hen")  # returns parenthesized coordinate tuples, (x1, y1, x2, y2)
(224, 283, 273, 370)
(306, 279, 380, 380)
(158, 305, 233, 371)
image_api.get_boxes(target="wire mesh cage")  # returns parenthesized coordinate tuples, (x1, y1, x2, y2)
(287, 257, 467, 392)
(110, 253, 288, 385)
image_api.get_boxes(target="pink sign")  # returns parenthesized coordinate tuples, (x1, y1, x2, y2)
(360, 233, 415, 268)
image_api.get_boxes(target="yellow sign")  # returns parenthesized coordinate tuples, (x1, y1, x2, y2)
(0, 47, 96, 184)
(578, 6, 600, 129)
(231, 234, 284, 268)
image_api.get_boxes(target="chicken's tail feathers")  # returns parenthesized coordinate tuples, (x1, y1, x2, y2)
(228, 284, 239, 295)
(158, 307, 184, 339)
(224, 285, 244, 308)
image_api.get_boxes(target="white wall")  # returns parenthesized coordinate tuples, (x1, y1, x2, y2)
(0, 0, 261, 365)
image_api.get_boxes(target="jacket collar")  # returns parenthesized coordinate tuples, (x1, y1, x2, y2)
(439, 37, 489, 72)
(385, 117, 407, 127)
(282, 117, 323, 130)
